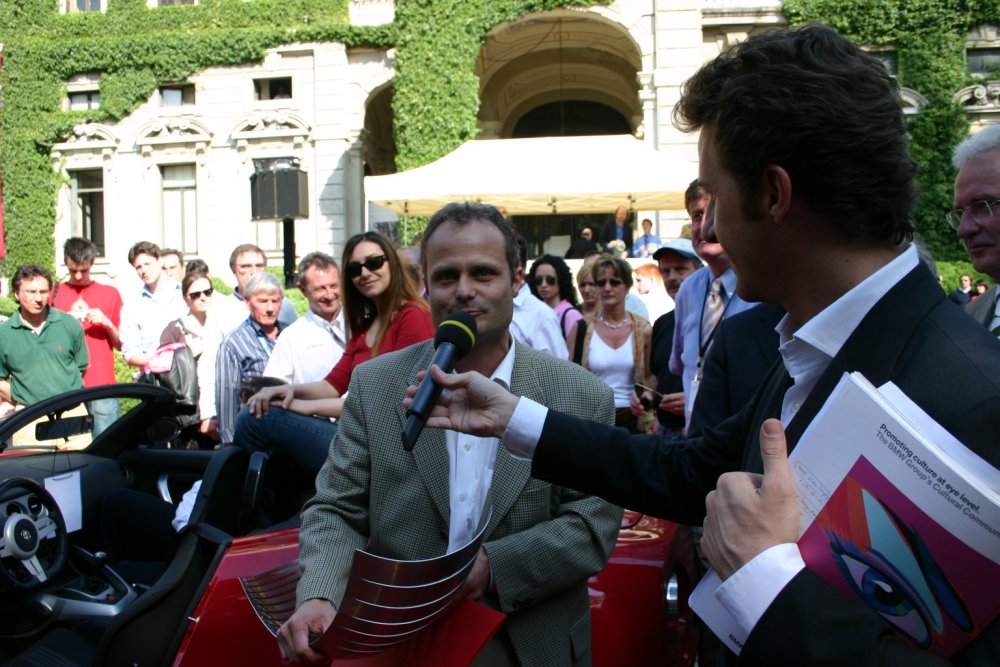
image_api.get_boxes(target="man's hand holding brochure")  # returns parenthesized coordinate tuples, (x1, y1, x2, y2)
(692, 372, 1000, 658)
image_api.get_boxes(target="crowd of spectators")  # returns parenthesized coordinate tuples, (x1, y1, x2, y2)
(236, 232, 433, 477)
(3, 185, 990, 456)
(0, 198, 750, 475)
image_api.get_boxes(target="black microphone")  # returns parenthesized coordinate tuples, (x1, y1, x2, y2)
(402, 311, 477, 451)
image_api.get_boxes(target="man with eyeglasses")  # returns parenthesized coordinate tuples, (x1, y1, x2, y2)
(0, 264, 87, 408)
(951, 125, 1000, 337)
(219, 244, 299, 331)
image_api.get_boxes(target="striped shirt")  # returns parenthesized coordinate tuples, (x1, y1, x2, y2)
(215, 317, 281, 444)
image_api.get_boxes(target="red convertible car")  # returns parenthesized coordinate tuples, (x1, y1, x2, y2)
(0, 385, 699, 666)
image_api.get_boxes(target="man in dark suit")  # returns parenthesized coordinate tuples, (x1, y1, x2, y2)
(641, 238, 702, 439)
(967, 282, 998, 330)
(279, 203, 621, 665)
(597, 205, 634, 255)
(410, 25, 1000, 665)
(686, 302, 784, 436)
(684, 295, 783, 667)
(564, 226, 599, 259)
(952, 124, 1000, 337)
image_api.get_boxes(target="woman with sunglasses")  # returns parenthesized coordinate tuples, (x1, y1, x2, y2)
(528, 254, 582, 340)
(238, 232, 433, 476)
(160, 270, 213, 359)
(323, 231, 434, 397)
(568, 255, 653, 431)
(157, 269, 216, 447)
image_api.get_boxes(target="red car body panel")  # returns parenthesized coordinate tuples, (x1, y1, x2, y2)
(174, 529, 298, 666)
(175, 513, 698, 667)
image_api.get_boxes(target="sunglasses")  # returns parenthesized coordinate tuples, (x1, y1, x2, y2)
(187, 287, 214, 300)
(595, 278, 623, 288)
(347, 255, 388, 279)
(533, 275, 557, 287)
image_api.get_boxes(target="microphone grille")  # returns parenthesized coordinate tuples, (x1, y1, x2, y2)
(435, 311, 477, 357)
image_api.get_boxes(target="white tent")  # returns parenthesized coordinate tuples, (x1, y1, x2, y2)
(364, 135, 697, 216)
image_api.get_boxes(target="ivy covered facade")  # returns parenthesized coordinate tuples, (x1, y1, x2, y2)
(0, 0, 998, 287)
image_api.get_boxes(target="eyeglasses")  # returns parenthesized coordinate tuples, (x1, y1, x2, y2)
(595, 278, 623, 288)
(347, 254, 387, 279)
(946, 199, 1000, 230)
(187, 287, 214, 300)
(533, 275, 557, 286)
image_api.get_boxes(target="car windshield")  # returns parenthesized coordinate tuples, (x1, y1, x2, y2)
(0, 398, 139, 453)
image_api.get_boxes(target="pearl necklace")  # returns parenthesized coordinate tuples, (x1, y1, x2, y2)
(597, 313, 630, 330)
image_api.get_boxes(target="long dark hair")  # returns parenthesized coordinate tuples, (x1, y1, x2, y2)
(341, 231, 427, 356)
(528, 254, 578, 306)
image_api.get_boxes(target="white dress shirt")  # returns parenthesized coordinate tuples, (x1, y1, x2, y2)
(446, 343, 515, 553)
(264, 309, 347, 384)
(502, 244, 921, 637)
(119, 279, 185, 363)
(710, 245, 920, 632)
(509, 283, 569, 359)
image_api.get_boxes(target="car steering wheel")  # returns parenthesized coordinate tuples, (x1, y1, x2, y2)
(0, 478, 68, 589)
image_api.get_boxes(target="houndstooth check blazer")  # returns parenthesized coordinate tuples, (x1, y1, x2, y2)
(297, 339, 622, 665)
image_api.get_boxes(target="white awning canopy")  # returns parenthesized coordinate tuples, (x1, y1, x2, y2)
(364, 135, 697, 216)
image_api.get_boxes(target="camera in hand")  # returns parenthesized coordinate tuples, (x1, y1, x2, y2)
(634, 384, 656, 410)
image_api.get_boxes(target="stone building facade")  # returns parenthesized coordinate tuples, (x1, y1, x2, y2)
(41, 0, 1000, 286)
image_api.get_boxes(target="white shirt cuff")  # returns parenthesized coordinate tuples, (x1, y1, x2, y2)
(500, 397, 548, 460)
(715, 543, 805, 638)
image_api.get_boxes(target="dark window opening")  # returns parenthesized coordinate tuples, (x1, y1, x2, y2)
(254, 77, 293, 101)
(512, 100, 630, 138)
(71, 170, 106, 256)
(870, 51, 897, 77)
